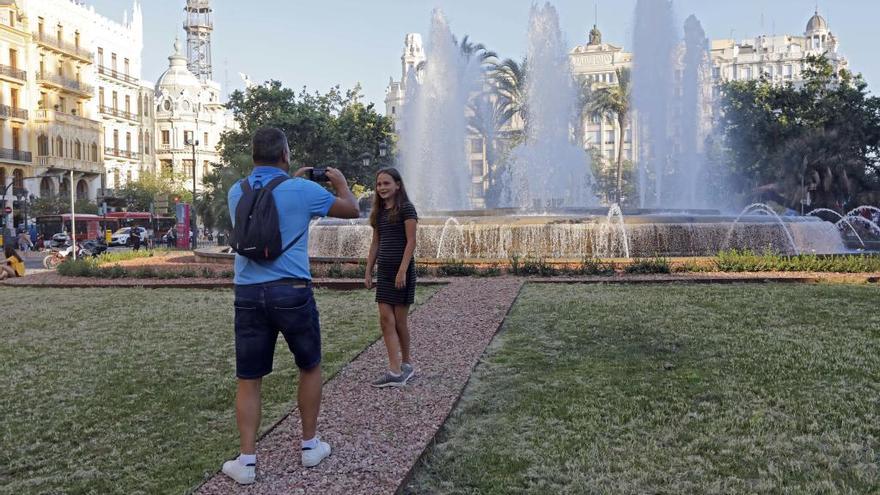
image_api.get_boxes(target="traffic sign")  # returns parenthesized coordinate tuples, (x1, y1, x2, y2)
(3, 206, 10, 215)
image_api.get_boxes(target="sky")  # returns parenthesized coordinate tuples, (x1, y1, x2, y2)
(87, 0, 880, 112)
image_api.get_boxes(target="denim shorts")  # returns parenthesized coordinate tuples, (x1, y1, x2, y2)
(233, 281, 321, 378)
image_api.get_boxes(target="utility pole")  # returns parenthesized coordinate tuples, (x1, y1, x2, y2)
(70, 169, 76, 260)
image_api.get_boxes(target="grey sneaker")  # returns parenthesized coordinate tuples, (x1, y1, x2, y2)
(371, 371, 407, 388)
(401, 363, 414, 381)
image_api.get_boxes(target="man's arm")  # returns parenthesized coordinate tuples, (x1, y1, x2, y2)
(324, 167, 360, 219)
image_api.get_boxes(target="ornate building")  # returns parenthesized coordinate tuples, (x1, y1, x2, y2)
(153, 38, 224, 193)
(384, 33, 424, 130)
(709, 10, 848, 90)
(569, 24, 636, 165)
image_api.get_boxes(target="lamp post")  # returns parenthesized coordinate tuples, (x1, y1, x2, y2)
(2, 175, 40, 247)
(186, 138, 199, 250)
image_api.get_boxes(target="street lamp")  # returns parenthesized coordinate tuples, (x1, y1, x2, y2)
(2, 175, 40, 247)
(378, 139, 388, 160)
(185, 138, 199, 250)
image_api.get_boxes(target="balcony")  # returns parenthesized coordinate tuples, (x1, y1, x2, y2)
(0, 104, 27, 120)
(0, 64, 26, 83)
(32, 32, 93, 63)
(97, 65, 139, 85)
(37, 72, 94, 97)
(35, 155, 102, 175)
(34, 109, 102, 132)
(99, 105, 139, 123)
(105, 147, 141, 161)
(0, 148, 32, 163)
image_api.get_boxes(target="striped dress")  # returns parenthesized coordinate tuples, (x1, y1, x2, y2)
(375, 201, 418, 305)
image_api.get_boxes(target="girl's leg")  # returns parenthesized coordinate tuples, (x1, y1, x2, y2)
(393, 304, 412, 366)
(378, 303, 401, 374)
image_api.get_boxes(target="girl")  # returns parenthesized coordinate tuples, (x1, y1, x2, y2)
(365, 168, 418, 388)
(0, 245, 25, 280)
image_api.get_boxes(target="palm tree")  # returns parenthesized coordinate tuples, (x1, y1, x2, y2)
(589, 67, 632, 203)
(457, 35, 497, 66)
(490, 57, 528, 137)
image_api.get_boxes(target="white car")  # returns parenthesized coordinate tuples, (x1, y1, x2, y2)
(110, 227, 148, 246)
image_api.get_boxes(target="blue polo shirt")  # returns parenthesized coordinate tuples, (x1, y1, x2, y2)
(228, 166, 335, 284)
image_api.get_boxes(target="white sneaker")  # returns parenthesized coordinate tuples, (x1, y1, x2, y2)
(301, 440, 332, 467)
(222, 459, 256, 485)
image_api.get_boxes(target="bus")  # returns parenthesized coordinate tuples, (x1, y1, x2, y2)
(35, 214, 119, 244)
(104, 212, 176, 239)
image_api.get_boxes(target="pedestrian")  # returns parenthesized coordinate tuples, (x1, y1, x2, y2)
(0, 245, 24, 280)
(131, 228, 141, 251)
(17, 230, 33, 252)
(364, 167, 418, 388)
(220, 127, 359, 485)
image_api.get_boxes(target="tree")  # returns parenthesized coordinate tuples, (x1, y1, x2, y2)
(589, 68, 632, 204)
(717, 55, 880, 211)
(205, 81, 395, 231)
(490, 58, 528, 139)
(116, 171, 192, 212)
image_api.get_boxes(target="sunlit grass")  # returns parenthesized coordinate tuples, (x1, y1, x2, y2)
(406, 283, 880, 494)
(0, 286, 439, 495)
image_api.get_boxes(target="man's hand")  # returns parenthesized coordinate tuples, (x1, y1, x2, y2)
(293, 166, 312, 178)
(395, 270, 407, 289)
(324, 167, 348, 190)
(364, 273, 373, 290)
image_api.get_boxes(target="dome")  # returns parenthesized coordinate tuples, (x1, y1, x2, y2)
(155, 39, 202, 94)
(806, 11, 828, 34)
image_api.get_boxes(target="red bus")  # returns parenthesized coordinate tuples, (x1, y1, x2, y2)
(104, 212, 176, 239)
(36, 214, 119, 242)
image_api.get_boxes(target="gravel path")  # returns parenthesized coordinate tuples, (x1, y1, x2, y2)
(195, 277, 524, 495)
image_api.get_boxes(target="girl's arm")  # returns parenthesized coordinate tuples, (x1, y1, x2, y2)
(395, 219, 417, 288)
(365, 227, 379, 288)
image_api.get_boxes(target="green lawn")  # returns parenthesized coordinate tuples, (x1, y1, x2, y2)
(0, 286, 438, 495)
(405, 283, 880, 494)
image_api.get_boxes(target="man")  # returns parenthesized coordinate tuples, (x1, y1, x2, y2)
(221, 127, 359, 485)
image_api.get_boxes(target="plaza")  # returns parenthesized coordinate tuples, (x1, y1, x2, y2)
(2, 0, 880, 494)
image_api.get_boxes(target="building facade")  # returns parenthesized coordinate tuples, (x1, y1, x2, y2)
(153, 38, 223, 194)
(0, 0, 33, 226)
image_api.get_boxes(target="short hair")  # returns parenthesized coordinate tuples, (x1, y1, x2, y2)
(252, 127, 289, 164)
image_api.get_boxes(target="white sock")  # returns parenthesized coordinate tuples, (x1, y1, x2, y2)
(302, 437, 319, 450)
(238, 453, 256, 466)
(389, 370, 401, 377)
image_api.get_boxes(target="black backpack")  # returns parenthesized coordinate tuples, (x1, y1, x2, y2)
(230, 176, 305, 261)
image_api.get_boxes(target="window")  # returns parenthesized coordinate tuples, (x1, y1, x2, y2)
(0, 168, 4, 189)
(125, 95, 130, 114)
(126, 170, 132, 184)
(203, 132, 208, 147)
(10, 88, 17, 109)
(8, 48, 16, 70)
(112, 91, 117, 110)
(56, 25, 62, 44)
(471, 159, 483, 177)
(74, 31, 80, 49)
(605, 130, 615, 144)
(203, 160, 210, 178)
(98, 87, 104, 108)
(111, 53, 117, 72)
(74, 140, 82, 160)
(11, 127, 19, 151)
(55, 137, 63, 157)
(58, 97, 66, 113)
(712, 67, 720, 79)
(144, 132, 150, 154)
(471, 182, 483, 198)
(98, 47, 103, 66)
(161, 130, 169, 145)
(40, 92, 48, 110)
(391, 106, 396, 115)
(91, 143, 98, 161)
(113, 129, 119, 151)
(124, 58, 129, 75)
(183, 159, 194, 177)
(113, 169, 120, 189)
(38, 134, 49, 156)
(470, 138, 483, 154)
(624, 129, 632, 143)
(590, 131, 601, 144)
(783, 64, 793, 78)
(12, 168, 22, 189)
(126, 132, 131, 152)
(38, 17, 43, 36)
(184, 130, 194, 145)
(161, 160, 173, 176)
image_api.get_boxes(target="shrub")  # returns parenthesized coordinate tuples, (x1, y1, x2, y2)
(476, 264, 502, 277)
(625, 257, 671, 274)
(517, 256, 557, 276)
(576, 257, 616, 276)
(97, 248, 167, 265)
(415, 264, 432, 277)
(57, 258, 99, 277)
(438, 259, 477, 277)
(129, 267, 158, 278)
(715, 249, 880, 273)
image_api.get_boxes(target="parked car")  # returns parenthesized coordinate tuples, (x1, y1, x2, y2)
(110, 227, 148, 247)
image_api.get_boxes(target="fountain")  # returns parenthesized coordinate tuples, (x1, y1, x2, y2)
(499, 3, 596, 209)
(198, 2, 863, 265)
